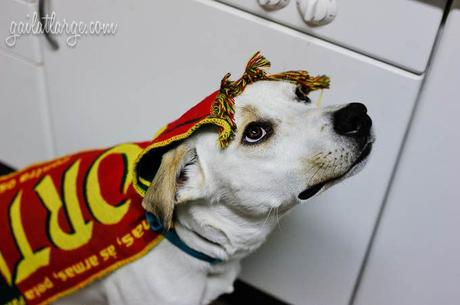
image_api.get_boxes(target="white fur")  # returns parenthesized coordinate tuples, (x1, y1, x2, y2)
(55, 80, 373, 305)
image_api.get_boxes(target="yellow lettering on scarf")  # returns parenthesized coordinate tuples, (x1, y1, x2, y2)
(86, 144, 142, 225)
(0, 251, 12, 285)
(35, 160, 93, 251)
(11, 191, 51, 284)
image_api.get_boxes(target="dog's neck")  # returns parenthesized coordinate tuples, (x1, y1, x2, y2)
(174, 198, 277, 262)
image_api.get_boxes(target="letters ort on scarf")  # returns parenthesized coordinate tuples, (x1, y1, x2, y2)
(0, 89, 227, 305)
(0, 52, 330, 305)
(0, 142, 162, 305)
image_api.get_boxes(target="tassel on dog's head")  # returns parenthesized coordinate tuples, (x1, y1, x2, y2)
(134, 52, 330, 229)
(213, 51, 330, 147)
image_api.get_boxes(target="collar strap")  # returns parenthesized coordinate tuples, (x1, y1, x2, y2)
(145, 212, 223, 265)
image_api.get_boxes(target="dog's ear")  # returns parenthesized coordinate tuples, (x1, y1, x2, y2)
(142, 143, 204, 229)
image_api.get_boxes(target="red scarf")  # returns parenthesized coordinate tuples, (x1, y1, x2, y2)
(0, 91, 230, 305)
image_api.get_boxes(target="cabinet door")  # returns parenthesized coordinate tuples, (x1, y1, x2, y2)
(218, 0, 446, 74)
(0, 53, 52, 167)
(353, 2, 460, 305)
(42, 1, 422, 304)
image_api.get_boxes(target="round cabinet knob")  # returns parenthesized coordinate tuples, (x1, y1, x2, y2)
(258, 0, 290, 11)
(296, 0, 337, 26)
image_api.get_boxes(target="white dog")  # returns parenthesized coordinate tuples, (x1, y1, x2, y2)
(54, 79, 373, 305)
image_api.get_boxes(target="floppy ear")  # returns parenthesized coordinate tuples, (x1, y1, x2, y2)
(141, 143, 203, 229)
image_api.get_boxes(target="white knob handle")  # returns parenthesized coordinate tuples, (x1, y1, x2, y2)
(258, 0, 290, 11)
(296, 0, 337, 26)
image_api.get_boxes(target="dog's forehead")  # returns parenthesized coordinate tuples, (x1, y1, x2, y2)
(235, 81, 297, 110)
(234, 80, 306, 121)
(239, 80, 296, 100)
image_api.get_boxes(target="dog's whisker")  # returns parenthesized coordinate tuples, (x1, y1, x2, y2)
(311, 152, 324, 159)
(304, 163, 325, 187)
(308, 165, 323, 186)
(245, 207, 277, 240)
(304, 163, 319, 178)
(262, 207, 274, 226)
(275, 207, 281, 230)
(321, 155, 340, 177)
(314, 165, 327, 183)
(305, 164, 317, 175)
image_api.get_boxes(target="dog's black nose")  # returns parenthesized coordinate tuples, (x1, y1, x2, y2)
(333, 103, 372, 140)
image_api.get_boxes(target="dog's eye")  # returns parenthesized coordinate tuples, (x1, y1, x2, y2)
(242, 122, 273, 145)
(295, 86, 312, 104)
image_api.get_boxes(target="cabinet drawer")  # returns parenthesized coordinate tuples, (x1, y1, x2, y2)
(41, 0, 422, 304)
(217, 0, 446, 74)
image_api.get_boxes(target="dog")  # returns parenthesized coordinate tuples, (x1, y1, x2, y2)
(0, 53, 373, 305)
(51, 77, 373, 305)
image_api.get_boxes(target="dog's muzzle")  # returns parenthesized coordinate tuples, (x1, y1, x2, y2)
(298, 103, 373, 201)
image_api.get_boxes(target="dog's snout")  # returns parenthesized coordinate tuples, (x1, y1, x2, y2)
(333, 103, 372, 141)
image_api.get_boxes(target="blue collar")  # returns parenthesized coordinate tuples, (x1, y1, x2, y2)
(145, 212, 223, 265)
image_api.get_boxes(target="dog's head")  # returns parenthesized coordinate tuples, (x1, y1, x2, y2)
(142, 79, 373, 234)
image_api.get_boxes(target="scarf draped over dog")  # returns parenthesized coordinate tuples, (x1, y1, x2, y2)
(0, 52, 329, 305)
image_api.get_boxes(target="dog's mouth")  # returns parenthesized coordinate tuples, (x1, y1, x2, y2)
(298, 142, 373, 201)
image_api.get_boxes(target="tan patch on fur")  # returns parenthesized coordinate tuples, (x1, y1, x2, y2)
(240, 105, 259, 124)
(142, 144, 189, 229)
(237, 105, 259, 142)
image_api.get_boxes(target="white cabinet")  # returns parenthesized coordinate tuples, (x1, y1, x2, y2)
(0, 0, 42, 64)
(0, 53, 52, 168)
(0, 0, 50, 169)
(40, 1, 423, 304)
(353, 2, 460, 305)
(217, 0, 446, 74)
